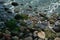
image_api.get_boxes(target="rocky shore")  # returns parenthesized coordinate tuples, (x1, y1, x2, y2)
(0, 0, 60, 40)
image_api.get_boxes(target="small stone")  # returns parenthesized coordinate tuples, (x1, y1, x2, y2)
(29, 6, 32, 8)
(4, 7, 9, 11)
(11, 2, 19, 6)
(20, 4, 23, 6)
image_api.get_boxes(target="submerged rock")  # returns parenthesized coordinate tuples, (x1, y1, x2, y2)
(0, 1, 15, 29)
(11, 2, 19, 6)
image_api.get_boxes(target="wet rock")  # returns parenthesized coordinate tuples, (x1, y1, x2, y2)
(4, 7, 9, 11)
(20, 4, 23, 6)
(57, 16, 60, 20)
(14, 14, 21, 20)
(26, 8, 32, 11)
(11, 2, 19, 6)
(14, 7, 20, 13)
(0, 0, 5, 4)
(0, 22, 5, 29)
(0, 2, 15, 29)
(29, 5, 32, 8)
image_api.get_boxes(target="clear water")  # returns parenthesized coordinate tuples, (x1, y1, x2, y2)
(2, 0, 60, 15)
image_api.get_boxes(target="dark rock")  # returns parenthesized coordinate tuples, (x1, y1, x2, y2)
(57, 16, 60, 20)
(29, 6, 32, 8)
(14, 14, 21, 20)
(11, 2, 19, 6)
(20, 4, 23, 6)
(52, 25, 60, 33)
(0, 32, 3, 39)
(0, 0, 5, 4)
(4, 7, 9, 11)
(7, 11, 12, 13)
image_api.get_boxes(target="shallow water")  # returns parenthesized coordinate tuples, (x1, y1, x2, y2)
(4, 0, 60, 16)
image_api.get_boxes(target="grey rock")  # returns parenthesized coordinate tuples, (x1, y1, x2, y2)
(24, 37, 32, 40)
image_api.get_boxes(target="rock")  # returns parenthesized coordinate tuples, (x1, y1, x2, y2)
(0, 32, 3, 39)
(52, 25, 60, 33)
(0, 0, 5, 4)
(4, 7, 9, 11)
(29, 5, 32, 8)
(11, 2, 19, 6)
(5, 30, 11, 34)
(0, 3, 15, 28)
(55, 21, 60, 25)
(12, 36, 19, 40)
(37, 31, 45, 39)
(0, 22, 5, 29)
(20, 4, 23, 6)
(48, 37, 54, 40)
(54, 37, 60, 40)
(36, 21, 48, 30)
(34, 31, 38, 36)
(24, 37, 32, 40)
(14, 7, 20, 13)
(3, 33, 11, 40)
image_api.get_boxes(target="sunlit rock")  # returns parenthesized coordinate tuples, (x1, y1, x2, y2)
(37, 31, 45, 39)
